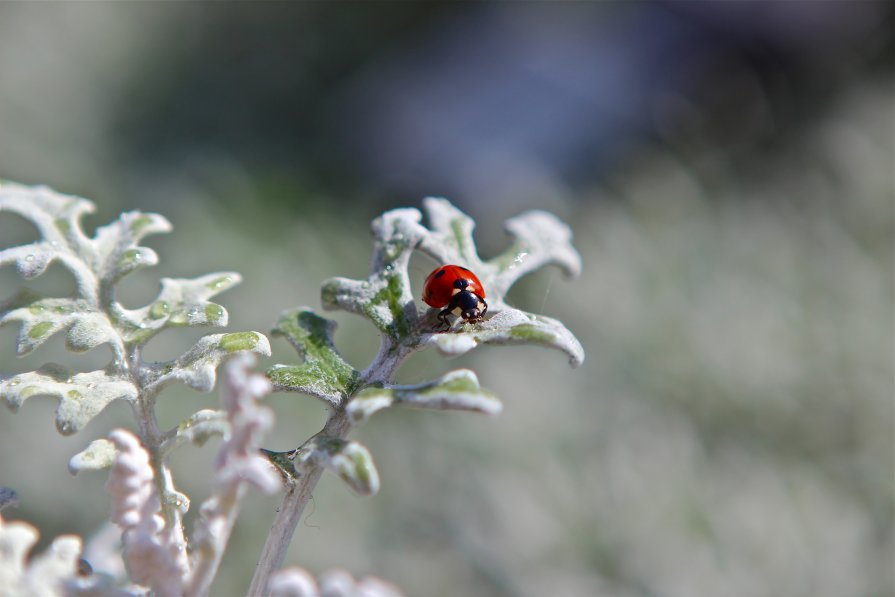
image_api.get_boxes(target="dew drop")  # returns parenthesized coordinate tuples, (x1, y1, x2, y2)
(24, 254, 34, 262)
(149, 301, 170, 319)
(209, 276, 232, 290)
(8, 379, 20, 387)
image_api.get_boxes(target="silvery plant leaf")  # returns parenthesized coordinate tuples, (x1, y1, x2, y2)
(268, 308, 359, 405)
(293, 436, 380, 496)
(347, 369, 502, 424)
(0, 182, 269, 436)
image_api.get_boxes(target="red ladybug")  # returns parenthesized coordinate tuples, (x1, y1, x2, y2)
(422, 264, 488, 330)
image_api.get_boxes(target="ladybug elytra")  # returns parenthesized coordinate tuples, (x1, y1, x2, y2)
(422, 264, 488, 330)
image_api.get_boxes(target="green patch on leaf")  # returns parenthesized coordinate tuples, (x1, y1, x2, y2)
(365, 274, 411, 337)
(320, 281, 339, 307)
(207, 275, 234, 291)
(219, 331, 259, 352)
(451, 217, 474, 261)
(69, 439, 118, 474)
(149, 301, 170, 319)
(269, 309, 359, 403)
(509, 323, 557, 343)
(28, 321, 53, 339)
(205, 303, 224, 322)
(129, 214, 154, 235)
(1, 366, 139, 435)
(117, 249, 143, 268)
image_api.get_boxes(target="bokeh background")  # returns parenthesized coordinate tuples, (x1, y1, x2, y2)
(0, 2, 892, 596)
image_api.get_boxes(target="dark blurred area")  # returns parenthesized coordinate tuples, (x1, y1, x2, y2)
(0, 1, 891, 217)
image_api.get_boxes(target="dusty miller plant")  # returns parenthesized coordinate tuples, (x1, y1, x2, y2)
(0, 182, 272, 596)
(250, 197, 583, 594)
(0, 183, 583, 596)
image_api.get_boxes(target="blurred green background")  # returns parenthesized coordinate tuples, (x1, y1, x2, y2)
(0, 2, 892, 596)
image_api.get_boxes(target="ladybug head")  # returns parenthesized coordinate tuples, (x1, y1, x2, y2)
(455, 289, 486, 323)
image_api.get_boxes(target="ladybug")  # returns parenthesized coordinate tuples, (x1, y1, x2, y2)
(422, 264, 488, 330)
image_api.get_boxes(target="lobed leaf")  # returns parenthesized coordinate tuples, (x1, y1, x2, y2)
(294, 436, 380, 496)
(1, 365, 138, 435)
(160, 409, 229, 456)
(0, 183, 172, 304)
(268, 308, 359, 404)
(144, 332, 271, 394)
(321, 208, 427, 338)
(117, 272, 240, 345)
(68, 438, 118, 474)
(91, 210, 172, 282)
(488, 209, 582, 298)
(0, 184, 95, 281)
(321, 198, 584, 367)
(1, 293, 118, 357)
(424, 307, 585, 368)
(417, 197, 581, 307)
(347, 369, 502, 424)
(1, 183, 270, 443)
(415, 197, 485, 269)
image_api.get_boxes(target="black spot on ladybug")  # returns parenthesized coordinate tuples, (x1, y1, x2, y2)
(459, 266, 471, 272)
(433, 268, 446, 279)
(453, 278, 469, 289)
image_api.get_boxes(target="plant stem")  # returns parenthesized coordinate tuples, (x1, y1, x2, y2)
(247, 408, 351, 595)
(184, 485, 240, 597)
(249, 337, 407, 594)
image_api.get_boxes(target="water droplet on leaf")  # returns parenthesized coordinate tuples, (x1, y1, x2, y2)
(149, 301, 170, 319)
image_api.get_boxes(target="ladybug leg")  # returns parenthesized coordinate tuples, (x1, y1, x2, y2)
(434, 308, 453, 332)
(480, 299, 488, 318)
(432, 292, 465, 332)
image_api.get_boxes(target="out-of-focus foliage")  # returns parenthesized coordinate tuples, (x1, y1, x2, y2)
(0, 2, 889, 215)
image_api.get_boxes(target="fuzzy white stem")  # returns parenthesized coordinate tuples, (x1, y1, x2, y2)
(184, 486, 241, 597)
(248, 407, 352, 596)
(249, 336, 407, 594)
